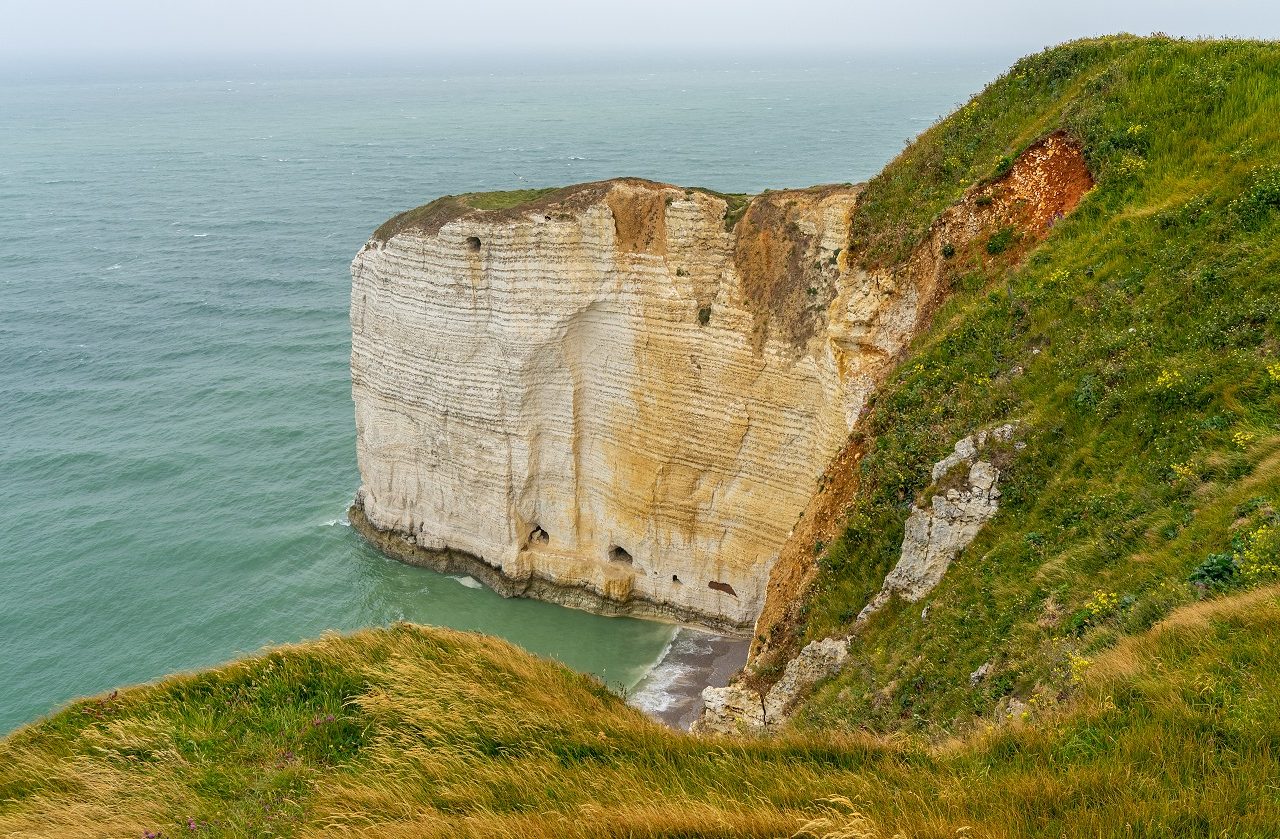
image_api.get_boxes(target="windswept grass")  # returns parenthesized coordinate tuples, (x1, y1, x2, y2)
(4, 587, 1280, 836)
(5, 35, 1280, 837)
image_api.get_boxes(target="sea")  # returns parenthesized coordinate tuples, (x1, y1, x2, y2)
(0, 49, 1011, 734)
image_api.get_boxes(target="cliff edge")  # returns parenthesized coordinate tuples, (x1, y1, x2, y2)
(350, 177, 941, 631)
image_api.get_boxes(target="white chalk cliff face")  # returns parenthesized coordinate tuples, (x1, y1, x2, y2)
(351, 178, 931, 631)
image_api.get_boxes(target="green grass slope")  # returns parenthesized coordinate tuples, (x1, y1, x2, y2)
(790, 35, 1280, 735)
(3, 588, 1280, 837)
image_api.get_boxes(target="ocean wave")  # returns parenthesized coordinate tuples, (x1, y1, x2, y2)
(451, 575, 483, 589)
(629, 664, 695, 714)
(627, 628, 746, 723)
(628, 632, 694, 715)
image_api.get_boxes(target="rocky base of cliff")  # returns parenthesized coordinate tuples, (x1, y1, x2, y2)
(348, 500, 754, 635)
(694, 636, 849, 733)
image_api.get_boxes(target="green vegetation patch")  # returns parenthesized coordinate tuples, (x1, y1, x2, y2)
(371, 186, 562, 243)
(459, 187, 562, 211)
(793, 36, 1280, 737)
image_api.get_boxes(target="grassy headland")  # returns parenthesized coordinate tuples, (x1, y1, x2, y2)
(782, 35, 1280, 738)
(5, 35, 1280, 837)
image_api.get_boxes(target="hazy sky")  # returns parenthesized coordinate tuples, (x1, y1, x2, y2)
(4, 0, 1278, 61)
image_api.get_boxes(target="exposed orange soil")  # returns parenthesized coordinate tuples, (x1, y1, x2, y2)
(606, 185, 669, 254)
(732, 185, 861, 350)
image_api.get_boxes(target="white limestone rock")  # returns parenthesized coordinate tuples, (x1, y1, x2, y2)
(351, 178, 940, 630)
(697, 636, 849, 733)
(696, 683, 766, 733)
(857, 425, 1015, 623)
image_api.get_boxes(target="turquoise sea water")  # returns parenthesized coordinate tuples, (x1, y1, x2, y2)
(0, 51, 1006, 733)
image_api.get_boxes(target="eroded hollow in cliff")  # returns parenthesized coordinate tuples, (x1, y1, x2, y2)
(608, 545, 634, 564)
(528, 526, 549, 545)
(709, 580, 737, 597)
(465, 236, 482, 252)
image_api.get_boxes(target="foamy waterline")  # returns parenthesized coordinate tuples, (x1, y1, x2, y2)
(627, 627, 748, 729)
(628, 630, 683, 713)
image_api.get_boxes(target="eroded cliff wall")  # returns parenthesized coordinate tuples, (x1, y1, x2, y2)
(748, 131, 1093, 660)
(350, 178, 937, 631)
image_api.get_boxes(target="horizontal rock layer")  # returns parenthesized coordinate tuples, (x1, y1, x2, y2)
(351, 178, 930, 630)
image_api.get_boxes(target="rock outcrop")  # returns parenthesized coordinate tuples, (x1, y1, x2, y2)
(350, 177, 946, 631)
(696, 426, 1016, 731)
(857, 424, 1016, 622)
(696, 637, 849, 733)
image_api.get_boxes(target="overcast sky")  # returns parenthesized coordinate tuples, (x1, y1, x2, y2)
(4, 0, 1278, 61)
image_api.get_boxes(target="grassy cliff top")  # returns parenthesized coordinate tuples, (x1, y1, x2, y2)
(369, 179, 759, 243)
(3, 588, 1279, 836)
(370, 187, 561, 243)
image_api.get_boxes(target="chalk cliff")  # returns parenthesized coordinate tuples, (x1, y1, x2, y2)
(350, 177, 945, 631)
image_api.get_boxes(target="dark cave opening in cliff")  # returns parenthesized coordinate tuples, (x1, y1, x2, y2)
(608, 545, 633, 564)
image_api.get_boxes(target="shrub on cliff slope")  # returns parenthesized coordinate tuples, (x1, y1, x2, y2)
(794, 35, 1280, 735)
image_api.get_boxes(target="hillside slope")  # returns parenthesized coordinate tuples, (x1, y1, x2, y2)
(3, 588, 1279, 837)
(746, 34, 1280, 737)
(4, 35, 1280, 838)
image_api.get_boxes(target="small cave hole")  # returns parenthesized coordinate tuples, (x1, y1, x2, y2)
(465, 236, 482, 252)
(671, 574, 682, 584)
(608, 545, 633, 564)
(708, 580, 737, 597)
(528, 525, 549, 545)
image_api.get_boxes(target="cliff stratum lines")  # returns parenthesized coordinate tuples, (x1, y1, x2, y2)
(352, 180, 862, 630)
(350, 140, 1088, 631)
